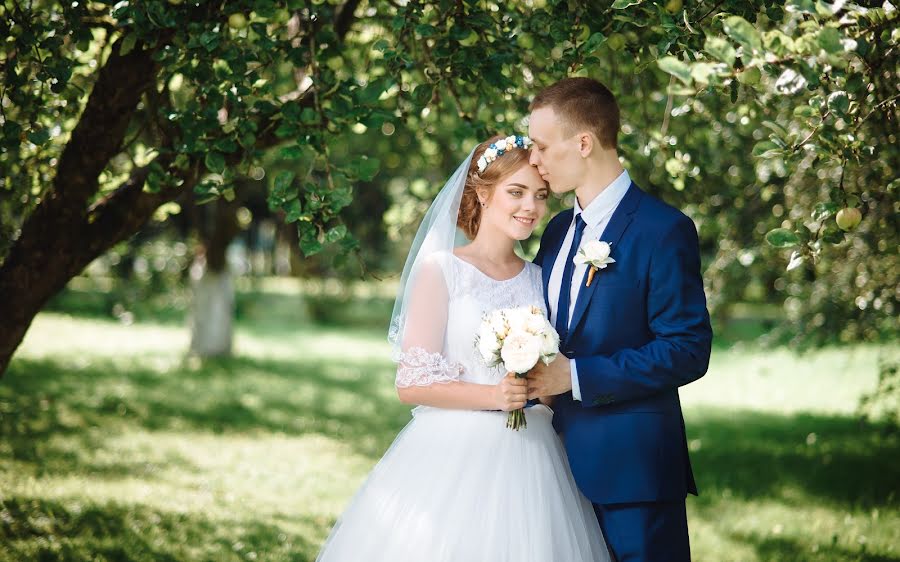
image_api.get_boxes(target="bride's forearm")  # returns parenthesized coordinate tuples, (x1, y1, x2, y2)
(397, 380, 498, 410)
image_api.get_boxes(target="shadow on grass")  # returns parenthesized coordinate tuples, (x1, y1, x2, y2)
(5, 337, 899, 561)
(686, 408, 900, 510)
(734, 532, 900, 562)
(5, 354, 899, 509)
(2, 353, 412, 467)
(45, 285, 395, 331)
(0, 496, 322, 562)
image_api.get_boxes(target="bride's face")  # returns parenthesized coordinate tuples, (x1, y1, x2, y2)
(479, 164, 549, 241)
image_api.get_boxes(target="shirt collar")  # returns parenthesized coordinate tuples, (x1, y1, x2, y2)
(573, 170, 632, 229)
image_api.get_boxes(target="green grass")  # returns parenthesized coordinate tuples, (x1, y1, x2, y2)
(1, 304, 898, 561)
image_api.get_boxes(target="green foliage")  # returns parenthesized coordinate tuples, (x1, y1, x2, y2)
(860, 357, 900, 427)
(0, 0, 896, 345)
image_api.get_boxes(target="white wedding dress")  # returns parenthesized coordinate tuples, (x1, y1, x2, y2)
(315, 251, 609, 562)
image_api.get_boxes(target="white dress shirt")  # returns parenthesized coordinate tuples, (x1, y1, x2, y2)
(547, 170, 632, 401)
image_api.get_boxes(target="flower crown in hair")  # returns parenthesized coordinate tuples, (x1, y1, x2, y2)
(476, 135, 533, 174)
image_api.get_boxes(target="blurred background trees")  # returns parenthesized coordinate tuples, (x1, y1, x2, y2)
(1, 0, 896, 374)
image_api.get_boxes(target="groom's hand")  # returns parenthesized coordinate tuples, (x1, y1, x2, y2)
(526, 354, 572, 399)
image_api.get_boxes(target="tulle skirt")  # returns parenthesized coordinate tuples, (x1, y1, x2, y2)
(315, 405, 609, 562)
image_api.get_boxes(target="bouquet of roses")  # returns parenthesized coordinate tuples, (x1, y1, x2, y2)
(475, 305, 559, 430)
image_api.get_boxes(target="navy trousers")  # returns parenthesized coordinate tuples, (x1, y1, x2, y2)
(592, 500, 691, 561)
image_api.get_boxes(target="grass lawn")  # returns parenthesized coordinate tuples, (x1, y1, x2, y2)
(1, 301, 898, 561)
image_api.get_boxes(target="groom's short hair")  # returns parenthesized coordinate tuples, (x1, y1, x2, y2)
(530, 78, 620, 150)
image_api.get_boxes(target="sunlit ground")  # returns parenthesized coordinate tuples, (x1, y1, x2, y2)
(1, 300, 897, 561)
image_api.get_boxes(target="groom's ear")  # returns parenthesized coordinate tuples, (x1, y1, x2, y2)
(577, 132, 594, 158)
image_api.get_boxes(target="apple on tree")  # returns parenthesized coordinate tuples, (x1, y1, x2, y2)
(835, 207, 862, 231)
(228, 13, 248, 30)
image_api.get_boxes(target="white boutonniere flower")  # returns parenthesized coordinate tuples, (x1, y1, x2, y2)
(573, 240, 615, 287)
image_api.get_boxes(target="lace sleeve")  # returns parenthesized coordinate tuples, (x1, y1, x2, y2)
(393, 255, 463, 388)
(395, 347, 463, 388)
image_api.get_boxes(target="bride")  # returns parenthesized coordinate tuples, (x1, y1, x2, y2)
(315, 135, 609, 562)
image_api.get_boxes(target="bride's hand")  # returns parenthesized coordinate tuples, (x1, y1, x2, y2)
(492, 372, 528, 412)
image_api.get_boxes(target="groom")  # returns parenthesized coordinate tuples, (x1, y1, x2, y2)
(526, 77, 712, 561)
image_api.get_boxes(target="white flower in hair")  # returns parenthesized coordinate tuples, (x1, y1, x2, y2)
(475, 134, 533, 173)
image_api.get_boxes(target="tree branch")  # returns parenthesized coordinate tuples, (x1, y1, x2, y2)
(80, 158, 186, 261)
(52, 36, 159, 209)
(335, 0, 362, 39)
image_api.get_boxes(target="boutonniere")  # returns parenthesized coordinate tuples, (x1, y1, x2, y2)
(574, 240, 616, 287)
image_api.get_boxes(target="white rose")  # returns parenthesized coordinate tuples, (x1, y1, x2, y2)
(478, 333, 501, 364)
(504, 307, 529, 331)
(501, 331, 542, 374)
(484, 148, 498, 159)
(585, 240, 611, 260)
(539, 325, 559, 359)
(495, 139, 508, 151)
(524, 310, 546, 334)
(574, 240, 615, 268)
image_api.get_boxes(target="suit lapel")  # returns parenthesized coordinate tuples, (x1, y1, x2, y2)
(542, 210, 572, 312)
(566, 183, 643, 340)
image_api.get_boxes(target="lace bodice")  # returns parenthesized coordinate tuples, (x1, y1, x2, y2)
(394, 251, 546, 387)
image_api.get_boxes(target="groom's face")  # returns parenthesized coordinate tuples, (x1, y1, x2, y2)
(527, 106, 584, 194)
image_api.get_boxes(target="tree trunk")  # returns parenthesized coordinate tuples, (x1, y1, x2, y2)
(0, 40, 162, 375)
(189, 269, 235, 357)
(189, 200, 241, 357)
(0, 5, 362, 376)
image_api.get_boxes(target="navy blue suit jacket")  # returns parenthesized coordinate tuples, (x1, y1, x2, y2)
(534, 183, 712, 505)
